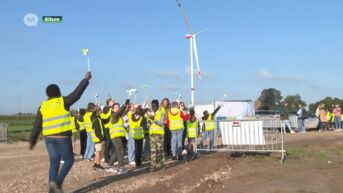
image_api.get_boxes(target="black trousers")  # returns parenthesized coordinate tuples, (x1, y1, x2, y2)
(164, 126, 172, 156)
(134, 139, 143, 166)
(109, 137, 125, 167)
(79, 130, 87, 156)
(103, 128, 115, 162)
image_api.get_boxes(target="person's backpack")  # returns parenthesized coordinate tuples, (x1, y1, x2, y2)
(302, 108, 309, 119)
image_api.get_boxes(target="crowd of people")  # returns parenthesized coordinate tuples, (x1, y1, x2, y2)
(279, 102, 343, 133)
(73, 97, 222, 173)
(316, 103, 342, 132)
(28, 71, 221, 193)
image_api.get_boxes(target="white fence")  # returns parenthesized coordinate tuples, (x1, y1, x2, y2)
(0, 123, 8, 142)
(196, 118, 285, 162)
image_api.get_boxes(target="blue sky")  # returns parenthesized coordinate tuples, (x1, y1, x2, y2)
(1, 0, 343, 114)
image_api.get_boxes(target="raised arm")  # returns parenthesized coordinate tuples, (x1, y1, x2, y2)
(211, 105, 222, 118)
(64, 72, 91, 109)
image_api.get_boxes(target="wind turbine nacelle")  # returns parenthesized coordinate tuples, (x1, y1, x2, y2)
(184, 34, 193, 39)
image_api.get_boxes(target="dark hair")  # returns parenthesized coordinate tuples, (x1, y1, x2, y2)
(189, 107, 195, 116)
(113, 103, 120, 107)
(151, 99, 159, 106)
(78, 108, 86, 116)
(46, 84, 61, 98)
(87, 103, 95, 111)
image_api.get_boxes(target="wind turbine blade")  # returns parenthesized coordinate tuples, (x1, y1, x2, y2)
(192, 37, 201, 79)
(196, 26, 214, 36)
(176, 0, 193, 34)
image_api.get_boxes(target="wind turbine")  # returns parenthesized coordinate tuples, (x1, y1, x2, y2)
(176, 0, 202, 107)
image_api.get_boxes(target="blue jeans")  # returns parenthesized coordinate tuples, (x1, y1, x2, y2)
(127, 131, 135, 163)
(45, 137, 74, 187)
(143, 134, 151, 156)
(201, 130, 215, 149)
(297, 119, 305, 133)
(334, 117, 341, 129)
(84, 132, 95, 159)
(171, 129, 184, 157)
(281, 120, 294, 133)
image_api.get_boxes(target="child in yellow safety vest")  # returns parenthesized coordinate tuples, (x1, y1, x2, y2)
(186, 107, 198, 158)
(90, 105, 105, 171)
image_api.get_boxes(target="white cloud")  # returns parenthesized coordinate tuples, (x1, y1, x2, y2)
(256, 69, 304, 82)
(154, 71, 182, 79)
(256, 69, 322, 89)
(159, 84, 179, 92)
(184, 67, 213, 79)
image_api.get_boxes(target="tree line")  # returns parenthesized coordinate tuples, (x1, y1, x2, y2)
(256, 88, 343, 113)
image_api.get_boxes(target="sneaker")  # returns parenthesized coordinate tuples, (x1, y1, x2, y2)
(118, 167, 128, 175)
(290, 130, 295, 134)
(129, 161, 136, 166)
(79, 155, 84, 159)
(172, 157, 177, 160)
(106, 167, 118, 174)
(113, 161, 119, 166)
(49, 181, 63, 193)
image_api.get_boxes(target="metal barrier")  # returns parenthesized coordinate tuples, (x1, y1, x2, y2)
(196, 118, 285, 162)
(0, 123, 8, 142)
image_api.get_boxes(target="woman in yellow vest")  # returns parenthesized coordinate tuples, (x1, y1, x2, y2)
(84, 103, 96, 161)
(106, 99, 130, 175)
(29, 71, 91, 193)
(166, 101, 188, 160)
(147, 99, 166, 171)
(128, 106, 147, 167)
(186, 108, 198, 158)
(200, 105, 222, 149)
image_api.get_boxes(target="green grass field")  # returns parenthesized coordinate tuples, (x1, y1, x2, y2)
(0, 114, 35, 141)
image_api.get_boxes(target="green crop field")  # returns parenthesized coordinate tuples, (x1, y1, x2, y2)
(0, 114, 35, 141)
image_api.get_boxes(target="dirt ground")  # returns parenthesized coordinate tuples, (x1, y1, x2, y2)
(1, 132, 343, 193)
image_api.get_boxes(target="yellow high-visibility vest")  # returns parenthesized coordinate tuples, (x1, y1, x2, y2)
(149, 109, 164, 135)
(129, 114, 144, 140)
(168, 109, 184, 131)
(100, 108, 112, 129)
(71, 116, 77, 133)
(205, 114, 216, 131)
(77, 119, 86, 131)
(108, 117, 126, 139)
(40, 97, 72, 136)
(326, 112, 331, 121)
(187, 120, 198, 138)
(91, 118, 104, 143)
(84, 112, 93, 133)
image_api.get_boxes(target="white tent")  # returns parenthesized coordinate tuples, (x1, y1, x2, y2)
(195, 100, 255, 120)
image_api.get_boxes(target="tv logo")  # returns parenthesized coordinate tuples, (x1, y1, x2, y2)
(23, 13, 38, 27)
